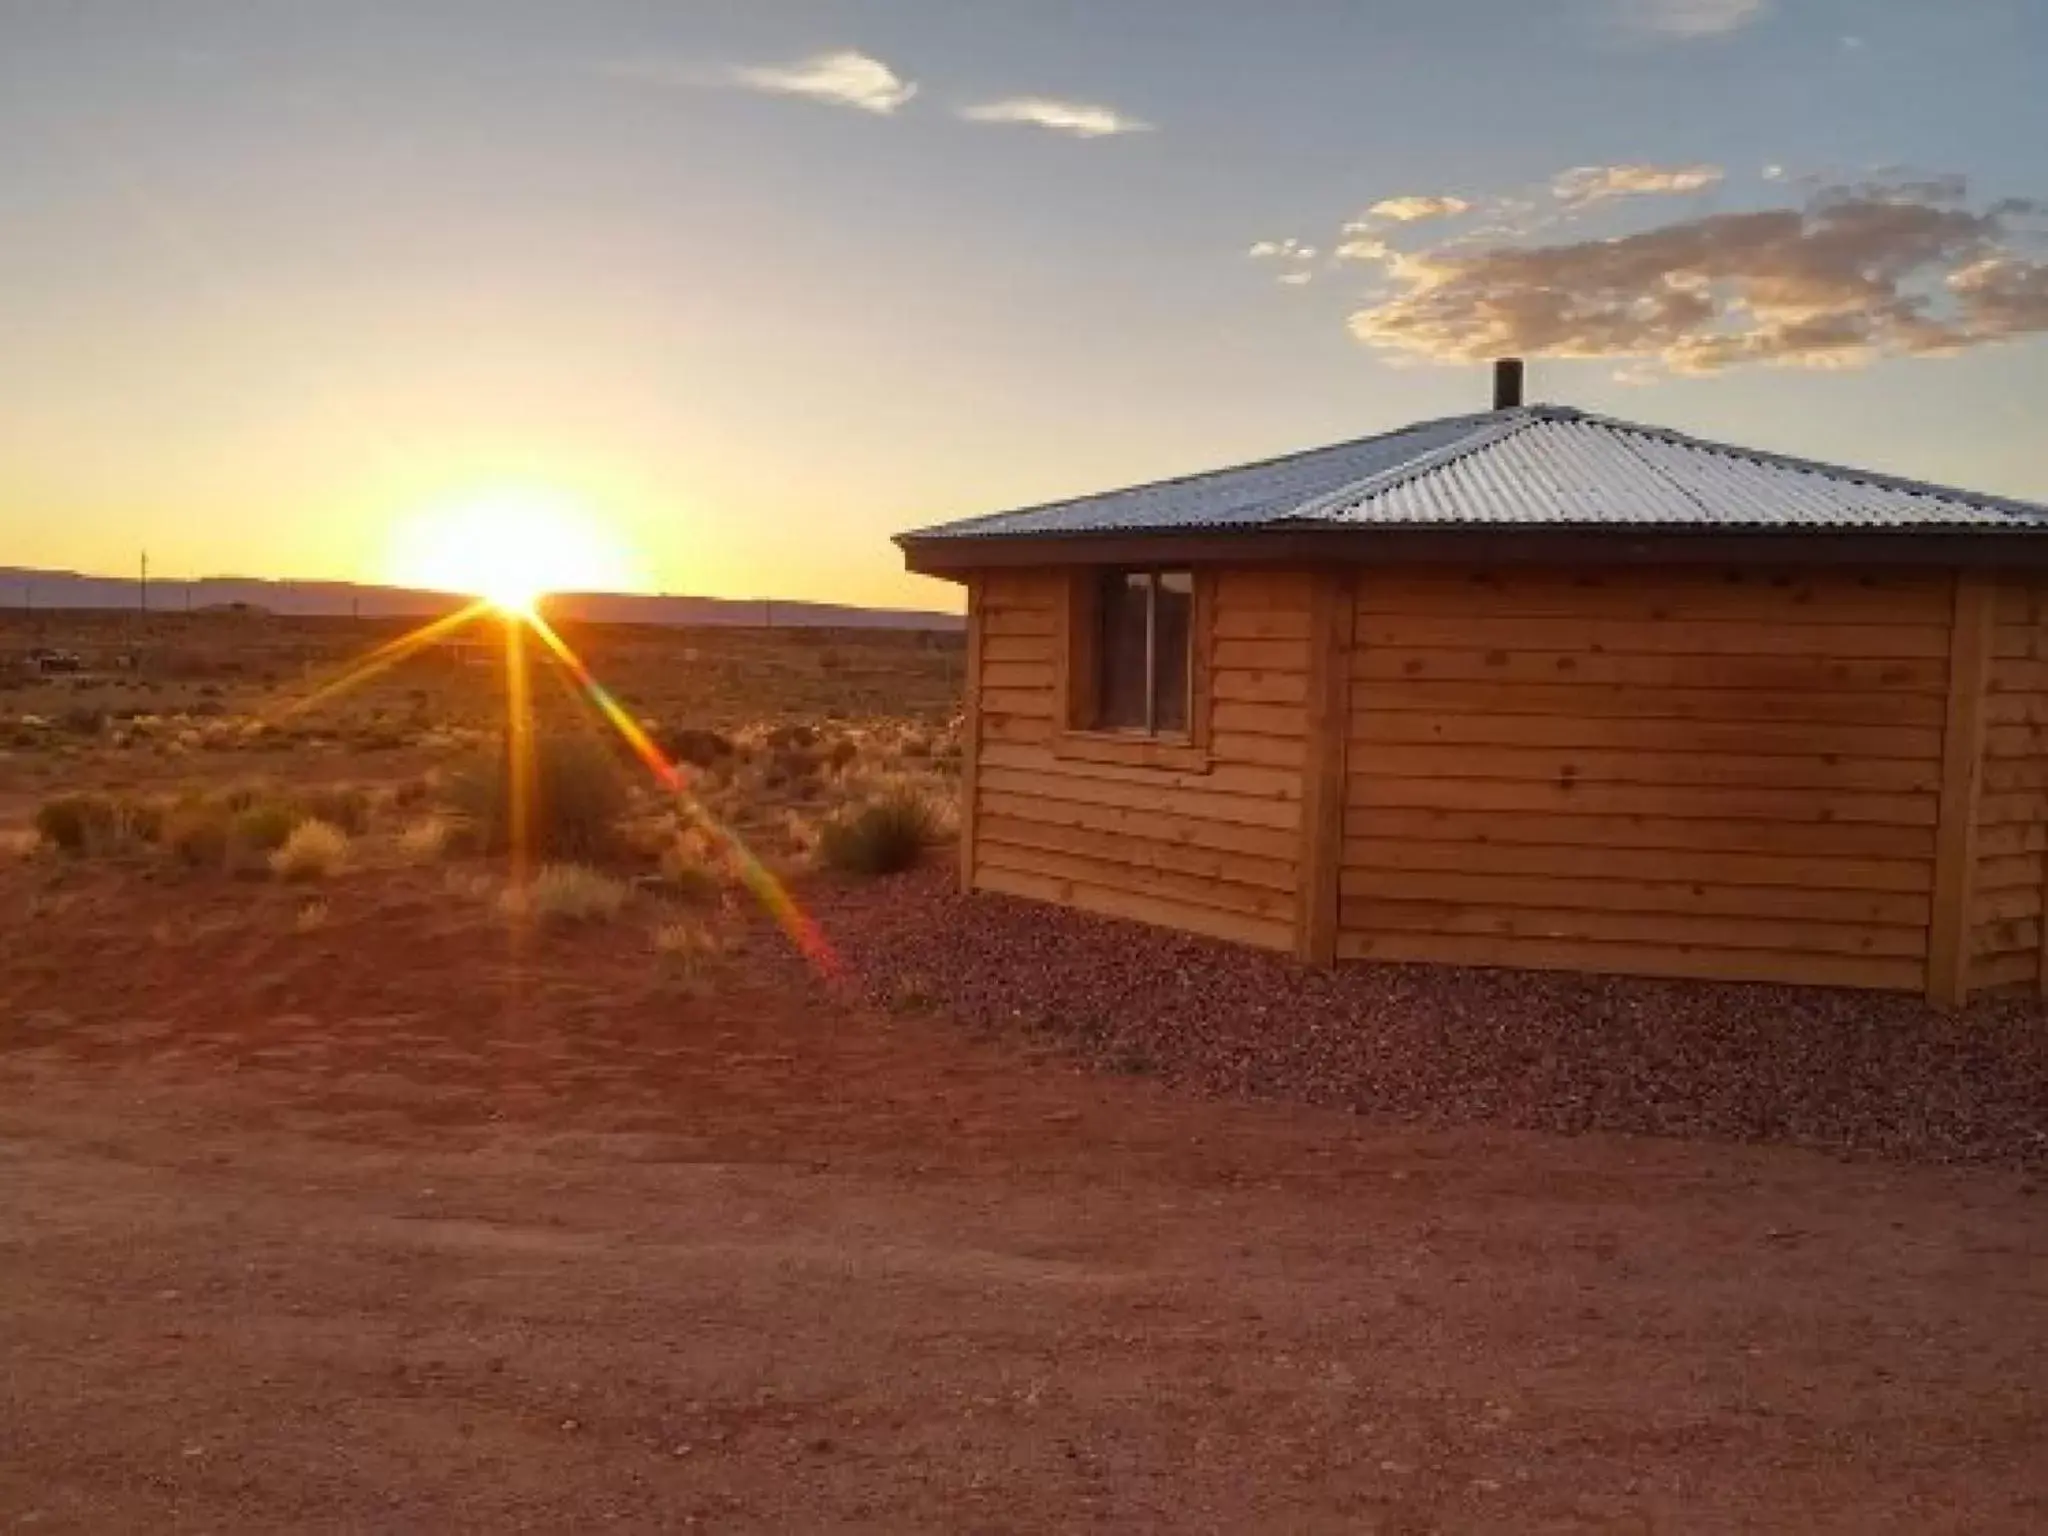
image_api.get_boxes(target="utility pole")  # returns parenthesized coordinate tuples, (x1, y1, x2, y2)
(139, 551, 149, 613)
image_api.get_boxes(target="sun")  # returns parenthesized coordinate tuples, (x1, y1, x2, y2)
(388, 488, 638, 616)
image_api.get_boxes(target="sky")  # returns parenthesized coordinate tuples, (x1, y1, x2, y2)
(2, 0, 2045, 612)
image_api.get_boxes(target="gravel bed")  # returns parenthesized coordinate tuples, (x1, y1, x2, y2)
(805, 868, 2048, 1169)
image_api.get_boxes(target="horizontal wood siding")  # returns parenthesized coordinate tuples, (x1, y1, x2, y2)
(1341, 567, 1949, 989)
(1973, 577, 2048, 994)
(968, 569, 1311, 951)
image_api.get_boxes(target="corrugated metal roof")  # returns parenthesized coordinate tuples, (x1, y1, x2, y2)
(899, 405, 2048, 542)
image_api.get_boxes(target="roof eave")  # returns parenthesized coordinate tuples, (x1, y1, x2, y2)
(898, 522, 2048, 578)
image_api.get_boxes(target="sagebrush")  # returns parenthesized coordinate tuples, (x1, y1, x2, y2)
(818, 788, 943, 877)
(448, 734, 629, 862)
(502, 863, 628, 924)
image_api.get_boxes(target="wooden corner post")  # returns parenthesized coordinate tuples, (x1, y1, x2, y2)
(958, 575, 984, 893)
(1296, 566, 1355, 965)
(1928, 569, 1996, 1008)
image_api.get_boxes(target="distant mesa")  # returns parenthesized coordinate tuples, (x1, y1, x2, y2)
(0, 568, 961, 631)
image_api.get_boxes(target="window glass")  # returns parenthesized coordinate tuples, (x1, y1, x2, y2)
(1152, 572, 1193, 733)
(1097, 570, 1152, 730)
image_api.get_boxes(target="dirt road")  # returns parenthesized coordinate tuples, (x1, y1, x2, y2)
(3, 868, 2045, 1531)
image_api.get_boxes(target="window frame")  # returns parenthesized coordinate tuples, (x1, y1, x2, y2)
(1054, 566, 1213, 772)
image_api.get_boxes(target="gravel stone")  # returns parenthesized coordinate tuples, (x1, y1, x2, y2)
(809, 868, 2048, 1169)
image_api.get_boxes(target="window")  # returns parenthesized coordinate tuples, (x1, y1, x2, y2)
(1094, 569, 1194, 736)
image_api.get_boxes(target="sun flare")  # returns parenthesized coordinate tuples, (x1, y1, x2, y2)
(388, 488, 638, 615)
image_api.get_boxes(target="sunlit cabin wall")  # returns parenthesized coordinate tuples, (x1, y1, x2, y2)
(955, 559, 2042, 1003)
(1337, 565, 1953, 993)
(1972, 574, 2048, 996)
(963, 568, 1311, 951)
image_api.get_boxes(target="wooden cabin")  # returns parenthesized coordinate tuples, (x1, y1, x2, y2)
(897, 365, 2048, 1006)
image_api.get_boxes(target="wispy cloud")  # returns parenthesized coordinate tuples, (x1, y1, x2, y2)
(1615, 0, 1768, 37)
(728, 50, 917, 115)
(1360, 194, 1471, 224)
(1552, 163, 1725, 207)
(959, 97, 1151, 138)
(1248, 238, 1319, 286)
(1342, 173, 2048, 376)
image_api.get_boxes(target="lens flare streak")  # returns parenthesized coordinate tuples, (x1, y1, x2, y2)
(263, 599, 493, 725)
(522, 611, 841, 977)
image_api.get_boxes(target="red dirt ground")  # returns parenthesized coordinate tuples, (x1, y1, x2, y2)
(4, 864, 2047, 1532)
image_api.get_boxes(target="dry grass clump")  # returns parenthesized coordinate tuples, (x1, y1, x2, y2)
(293, 899, 329, 932)
(818, 786, 946, 877)
(34, 792, 161, 857)
(656, 824, 728, 900)
(447, 733, 629, 862)
(652, 916, 722, 956)
(501, 863, 628, 924)
(270, 819, 350, 880)
(396, 815, 451, 862)
(161, 798, 232, 868)
(780, 809, 821, 862)
(227, 796, 305, 855)
(297, 784, 372, 834)
(652, 915, 725, 990)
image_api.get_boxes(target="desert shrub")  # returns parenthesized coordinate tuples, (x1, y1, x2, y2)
(782, 809, 821, 861)
(656, 826, 726, 901)
(34, 792, 158, 856)
(299, 784, 371, 834)
(120, 797, 164, 844)
(396, 816, 449, 862)
(500, 863, 627, 924)
(761, 744, 819, 793)
(447, 733, 629, 862)
(818, 788, 943, 877)
(270, 819, 349, 880)
(161, 799, 232, 868)
(655, 724, 735, 769)
(229, 798, 304, 855)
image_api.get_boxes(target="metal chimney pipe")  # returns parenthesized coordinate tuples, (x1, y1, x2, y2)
(1493, 357, 1525, 410)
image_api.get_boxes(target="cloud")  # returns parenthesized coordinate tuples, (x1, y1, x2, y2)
(1344, 175, 2048, 375)
(1249, 237, 1320, 286)
(1335, 236, 1394, 264)
(1363, 194, 1471, 224)
(1615, 0, 1767, 37)
(728, 50, 916, 114)
(1553, 163, 1725, 206)
(959, 97, 1151, 137)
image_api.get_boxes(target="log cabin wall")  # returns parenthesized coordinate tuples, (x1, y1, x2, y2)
(1972, 574, 2048, 996)
(955, 559, 2047, 1002)
(965, 568, 1312, 950)
(1336, 565, 1953, 992)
